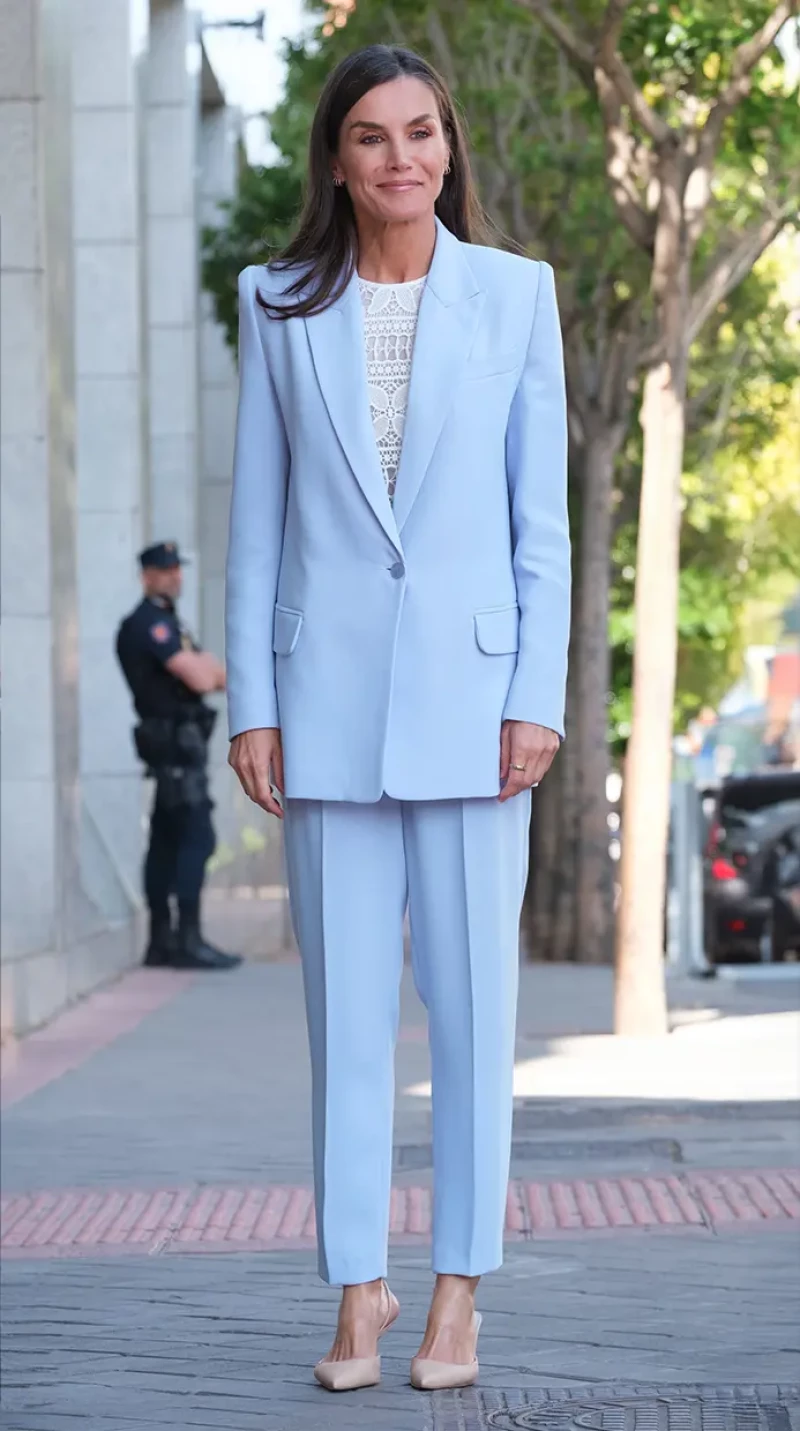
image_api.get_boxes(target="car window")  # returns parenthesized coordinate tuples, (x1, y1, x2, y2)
(721, 795, 800, 821)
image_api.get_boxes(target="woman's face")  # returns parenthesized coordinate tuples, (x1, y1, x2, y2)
(332, 76, 449, 227)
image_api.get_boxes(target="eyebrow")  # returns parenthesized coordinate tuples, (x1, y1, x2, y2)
(349, 113, 436, 132)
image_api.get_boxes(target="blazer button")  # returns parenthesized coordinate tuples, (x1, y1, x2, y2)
(388, 561, 405, 579)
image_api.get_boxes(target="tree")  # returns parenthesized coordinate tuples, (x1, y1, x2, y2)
(512, 0, 800, 1031)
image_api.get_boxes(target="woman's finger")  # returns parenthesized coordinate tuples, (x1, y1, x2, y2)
(498, 769, 527, 802)
(258, 786, 284, 819)
(271, 739, 285, 795)
(232, 756, 283, 819)
(247, 763, 283, 818)
(502, 743, 554, 797)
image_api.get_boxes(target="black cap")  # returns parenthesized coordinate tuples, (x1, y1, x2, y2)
(138, 541, 187, 571)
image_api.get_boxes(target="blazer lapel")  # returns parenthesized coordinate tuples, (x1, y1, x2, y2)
(305, 273, 401, 552)
(391, 220, 485, 533)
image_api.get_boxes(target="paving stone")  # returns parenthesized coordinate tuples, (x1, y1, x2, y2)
(3, 956, 800, 1429)
(2, 1240, 800, 1428)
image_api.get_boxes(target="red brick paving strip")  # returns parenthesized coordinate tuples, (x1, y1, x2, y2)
(2, 1170, 797, 1258)
(0, 968, 196, 1109)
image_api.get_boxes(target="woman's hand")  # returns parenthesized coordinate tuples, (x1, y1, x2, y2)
(499, 720, 560, 802)
(228, 727, 284, 819)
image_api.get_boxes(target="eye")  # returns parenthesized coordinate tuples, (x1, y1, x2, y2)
(410, 128, 433, 140)
(360, 133, 383, 144)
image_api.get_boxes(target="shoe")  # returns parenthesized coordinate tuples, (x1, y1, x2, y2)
(143, 911, 178, 968)
(174, 901, 242, 970)
(171, 944, 242, 971)
(314, 1280, 399, 1392)
(198, 936, 243, 969)
(410, 1311, 482, 1391)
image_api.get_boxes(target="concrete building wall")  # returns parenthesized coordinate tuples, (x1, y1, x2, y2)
(1, 0, 65, 1033)
(1, 0, 139, 1036)
(0, 0, 265, 1037)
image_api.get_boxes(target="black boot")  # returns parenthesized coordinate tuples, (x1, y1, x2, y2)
(143, 907, 177, 967)
(176, 900, 242, 970)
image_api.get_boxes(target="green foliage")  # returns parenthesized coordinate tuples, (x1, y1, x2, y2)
(610, 252, 800, 750)
(202, 162, 303, 352)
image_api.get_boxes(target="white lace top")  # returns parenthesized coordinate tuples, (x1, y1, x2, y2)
(358, 276, 427, 502)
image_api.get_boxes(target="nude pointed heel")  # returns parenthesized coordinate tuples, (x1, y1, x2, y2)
(313, 1280, 399, 1392)
(410, 1311, 482, 1392)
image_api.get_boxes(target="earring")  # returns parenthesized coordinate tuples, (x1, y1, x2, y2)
(444, 162, 451, 175)
(333, 176, 344, 187)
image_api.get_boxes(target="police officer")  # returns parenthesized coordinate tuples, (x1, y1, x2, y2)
(116, 542, 241, 971)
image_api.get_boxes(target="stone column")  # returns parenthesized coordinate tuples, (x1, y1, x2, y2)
(71, 0, 150, 931)
(198, 101, 239, 668)
(198, 93, 288, 903)
(0, 0, 83, 1032)
(143, 0, 201, 630)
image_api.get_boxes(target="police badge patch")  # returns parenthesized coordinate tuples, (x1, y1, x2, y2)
(150, 623, 171, 643)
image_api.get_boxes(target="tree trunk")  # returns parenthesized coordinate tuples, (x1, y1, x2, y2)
(573, 429, 619, 963)
(524, 637, 580, 960)
(614, 357, 686, 1034)
(525, 753, 565, 958)
(550, 698, 581, 959)
(524, 427, 619, 967)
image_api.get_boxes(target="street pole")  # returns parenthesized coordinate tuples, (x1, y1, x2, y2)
(667, 776, 711, 978)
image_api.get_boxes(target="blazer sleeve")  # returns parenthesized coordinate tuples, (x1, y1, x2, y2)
(502, 262, 571, 737)
(225, 266, 290, 738)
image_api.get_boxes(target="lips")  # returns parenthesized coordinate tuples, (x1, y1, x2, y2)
(379, 181, 421, 190)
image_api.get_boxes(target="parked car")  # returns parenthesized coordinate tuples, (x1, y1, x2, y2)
(703, 771, 800, 963)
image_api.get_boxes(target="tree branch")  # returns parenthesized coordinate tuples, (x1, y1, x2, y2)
(729, 0, 797, 73)
(513, 0, 595, 86)
(381, 4, 405, 49)
(515, 0, 670, 143)
(600, 0, 633, 37)
(424, 8, 457, 90)
(595, 0, 671, 145)
(687, 197, 798, 341)
(599, 301, 649, 421)
(698, 334, 748, 467)
(596, 69, 657, 250)
(700, 0, 799, 164)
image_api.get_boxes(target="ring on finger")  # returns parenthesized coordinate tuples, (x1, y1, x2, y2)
(510, 761, 527, 771)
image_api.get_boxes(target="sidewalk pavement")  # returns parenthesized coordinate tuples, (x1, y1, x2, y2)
(2, 906, 799, 1430)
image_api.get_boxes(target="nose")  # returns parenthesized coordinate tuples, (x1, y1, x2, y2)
(386, 141, 413, 171)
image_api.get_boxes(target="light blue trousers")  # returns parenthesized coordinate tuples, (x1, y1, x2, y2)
(283, 792, 531, 1286)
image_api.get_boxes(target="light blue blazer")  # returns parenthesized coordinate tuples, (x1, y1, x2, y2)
(225, 217, 570, 802)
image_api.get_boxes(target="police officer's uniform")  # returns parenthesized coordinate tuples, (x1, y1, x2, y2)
(116, 542, 240, 970)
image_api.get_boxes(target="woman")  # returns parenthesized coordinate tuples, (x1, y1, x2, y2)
(226, 44, 569, 1393)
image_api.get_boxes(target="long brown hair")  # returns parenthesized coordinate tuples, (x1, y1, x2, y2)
(258, 45, 494, 321)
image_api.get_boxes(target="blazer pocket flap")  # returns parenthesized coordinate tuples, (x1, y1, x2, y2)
(273, 605, 303, 655)
(464, 350, 521, 382)
(474, 606, 520, 654)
